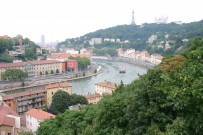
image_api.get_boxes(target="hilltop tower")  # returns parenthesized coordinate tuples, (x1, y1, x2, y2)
(131, 10, 135, 25)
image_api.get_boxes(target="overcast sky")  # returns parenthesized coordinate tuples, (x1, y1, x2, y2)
(0, 0, 202, 43)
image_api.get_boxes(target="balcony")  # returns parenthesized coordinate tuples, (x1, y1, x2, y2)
(18, 95, 45, 101)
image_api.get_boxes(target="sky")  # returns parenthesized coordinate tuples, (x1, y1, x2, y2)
(0, 0, 203, 43)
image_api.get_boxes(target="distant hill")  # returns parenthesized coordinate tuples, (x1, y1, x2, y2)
(82, 20, 203, 40)
(58, 20, 203, 55)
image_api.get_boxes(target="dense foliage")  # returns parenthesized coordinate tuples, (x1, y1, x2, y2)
(93, 48, 118, 57)
(69, 56, 91, 70)
(2, 68, 28, 81)
(0, 35, 40, 62)
(58, 20, 203, 56)
(37, 37, 203, 135)
(50, 90, 88, 114)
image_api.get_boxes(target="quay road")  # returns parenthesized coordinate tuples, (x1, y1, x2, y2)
(0, 62, 99, 92)
(1, 58, 148, 95)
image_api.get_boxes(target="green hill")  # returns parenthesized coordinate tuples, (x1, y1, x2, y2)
(58, 20, 203, 56)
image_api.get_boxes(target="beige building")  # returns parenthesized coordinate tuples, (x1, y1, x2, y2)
(84, 93, 102, 104)
(45, 82, 72, 107)
(0, 60, 63, 80)
(95, 80, 119, 95)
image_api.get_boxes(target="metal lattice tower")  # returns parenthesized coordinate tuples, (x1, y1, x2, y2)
(131, 10, 135, 25)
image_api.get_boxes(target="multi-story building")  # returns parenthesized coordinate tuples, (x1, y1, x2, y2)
(104, 38, 110, 42)
(0, 60, 63, 80)
(45, 82, 72, 107)
(89, 38, 102, 45)
(84, 93, 102, 104)
(67, 60, 78, 71)
(151, 54, 163, 65)
(25, 109, 55, 133)
(116, 38, 120, 42)
(110, 39, 115, 42)
(0, 106, 21, 135)
(95, 80, 119, 95)
(31, 60, 62, 76)
(0, 62, 35, 80)
(1, 89, 47, 115)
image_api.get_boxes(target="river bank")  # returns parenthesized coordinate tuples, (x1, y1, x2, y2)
(92, 56, 156, 69)
(0, 63, 101, 93)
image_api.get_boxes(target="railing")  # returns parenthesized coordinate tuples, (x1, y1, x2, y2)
(18, 95, 45, 101)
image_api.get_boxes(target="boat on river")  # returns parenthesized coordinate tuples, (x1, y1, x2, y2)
(119, 66, 126, 73)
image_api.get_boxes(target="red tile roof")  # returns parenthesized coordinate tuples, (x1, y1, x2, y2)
(0, 60, 62, 68)
(30, 60, 62, 65)
(84, 93, 102, 99)
(25, 109, 55, 121)
(2, 89, 46, 100)
(0, 62, 27, 68)
(67, 60, 78, 62)
(45, 82, 72, 89)
(48, 53, 91, 59)
(0, 106, 20, 127)
(95, 81, 119, 89)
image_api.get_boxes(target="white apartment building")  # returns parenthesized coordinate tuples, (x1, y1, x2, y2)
(25, 109, 55, 133)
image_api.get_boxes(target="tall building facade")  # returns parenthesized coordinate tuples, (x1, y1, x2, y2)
(41, 35, 45, 45)
(131, 10, 135, 25)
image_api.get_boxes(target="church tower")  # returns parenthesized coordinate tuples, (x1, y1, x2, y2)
(131, 10, 135, 25)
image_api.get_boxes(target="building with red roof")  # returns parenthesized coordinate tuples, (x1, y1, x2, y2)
(0, 106, 21, 135)
(0, 60, 63, 80)
(45, 82, 72, 107)
(84, 93, 102, 104)
(1, 89, 47, 115)
(25, 109, 55, 133)
(67, 59, 78, 71)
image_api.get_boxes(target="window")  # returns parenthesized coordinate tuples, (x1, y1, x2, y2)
(8, 132, 11, 135)
(8, 103, 11, 107)
(52, 92, 54, 95)
(1, 131, 5, 135)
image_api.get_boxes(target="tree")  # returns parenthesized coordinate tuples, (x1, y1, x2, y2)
(70, 94, 88, 106)
(51, 70, 54, 74)
(127, 69, 175, 134)
(50, 90, 71, 113)
(18, 131, 34, 135)
(45, 70, 48, 75)
(56, 69, 59, 74)
(40, 71, 42, 76)
(2, 68, 28, 81)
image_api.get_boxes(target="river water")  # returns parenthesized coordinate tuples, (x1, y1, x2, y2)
(69, 59, 148, 95)
(2, 59, 148, 95)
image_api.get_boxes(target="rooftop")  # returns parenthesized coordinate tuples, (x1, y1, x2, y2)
(0, 106, 20, 127)
(95, 80, 119, 89)
(0, 60, 62, 68)
(45, 82, 72, 89)
(84, 93, 102, 99)
(25, 109, 55, 121)
(2, 89, 46, 100)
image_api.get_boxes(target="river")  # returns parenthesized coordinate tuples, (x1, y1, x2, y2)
(2, 59, 148, 95)
(69, 59, 148, 95)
